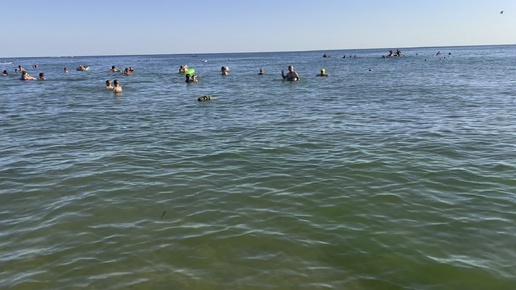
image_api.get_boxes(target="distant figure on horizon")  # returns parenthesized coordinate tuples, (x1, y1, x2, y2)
(281, 65, 300, 81)
(112, 79, 122, 93)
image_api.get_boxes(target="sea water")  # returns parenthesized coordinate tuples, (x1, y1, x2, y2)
(1, 45, 515, 290)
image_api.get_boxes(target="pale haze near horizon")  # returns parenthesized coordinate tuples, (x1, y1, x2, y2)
(1, 0, 514, 58)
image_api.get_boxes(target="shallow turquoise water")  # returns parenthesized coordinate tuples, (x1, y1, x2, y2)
(1, 46, 516, 289)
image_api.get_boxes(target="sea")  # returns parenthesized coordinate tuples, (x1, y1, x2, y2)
(1, 45, 515, 290)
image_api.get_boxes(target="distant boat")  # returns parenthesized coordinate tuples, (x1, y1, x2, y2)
(1, 61, 12, 64)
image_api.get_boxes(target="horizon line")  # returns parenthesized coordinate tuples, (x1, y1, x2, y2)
(2, 43, 515, 59)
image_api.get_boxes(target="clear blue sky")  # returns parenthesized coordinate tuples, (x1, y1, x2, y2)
(1, 0, 515, 57)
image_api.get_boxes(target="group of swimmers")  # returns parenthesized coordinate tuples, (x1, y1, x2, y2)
(3, 61, 335, 100)
(179, 64, 307, 82)
(1, 63, 127, 94)
(104, 64, 137, 93)
(110, 65, 135, 75)
(2, 65, 46, 80)
(105, 79, 123, 93)
(383, 49, 402, 58)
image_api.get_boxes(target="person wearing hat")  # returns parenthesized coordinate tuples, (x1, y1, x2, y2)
(316, 68, 328, 77)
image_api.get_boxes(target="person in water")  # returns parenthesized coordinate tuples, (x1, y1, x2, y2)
(105, 80, 113, 89)
(123, 68, 132, 75)
(281, 65, 300, 81)
(258, 68, 265, 75)
(316, 69, 328, 77)
(38, 72, 45, 80)
(185, 74, 198, 83)
(2, 70, 8, 76)
(221, 66, 229, 75)
(110, 65, 121, 72)
(112, 79, 122, 93)
(198, 95, 212, 102)
(64, 67, 68, 73)
(179, 65, 188, 73)
(20, 71, 36, 80)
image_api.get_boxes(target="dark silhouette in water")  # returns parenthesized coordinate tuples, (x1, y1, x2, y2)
(198, 95, 212, 102)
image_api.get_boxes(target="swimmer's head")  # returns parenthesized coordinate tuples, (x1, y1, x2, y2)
(321, 69, 325, 74)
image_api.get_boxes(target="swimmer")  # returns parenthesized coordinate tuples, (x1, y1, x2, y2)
(20, 71, 36, 80)
(106, 80, 114, 89)
(38, 72, 45, 80)
(2, 70, 8, 76)
(64, 67, 68, 73)
(123, 68, 132, 75)
(110, 65, 121, 72)
(281, 65, 300, 81)
(258, 68, 265, 75)
(316, 69, 328, 77)
(198, 95, 212, 102)
(112, 79, 122, 93)
(221, 66, 229, 75)
(185, 74, 198, 83)
(179, 65, 188, 73)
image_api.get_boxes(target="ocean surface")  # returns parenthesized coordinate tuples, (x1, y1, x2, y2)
(1, 45, 515, 290)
